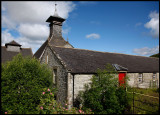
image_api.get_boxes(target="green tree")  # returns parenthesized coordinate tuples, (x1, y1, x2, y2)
(150, 53, 159, 58)
(1, 53, 52, 114)
(80, 64, 129, 114)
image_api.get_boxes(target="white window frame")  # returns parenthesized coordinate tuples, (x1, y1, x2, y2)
(153, 73, 156, 81)
(53, 67, 57, 85)
(46, 54, 48, 64)
(139, 73, 143, 83)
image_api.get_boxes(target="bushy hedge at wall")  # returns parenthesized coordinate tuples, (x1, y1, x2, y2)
(80, 64, 130, 114)
(1, 54, 52, 114)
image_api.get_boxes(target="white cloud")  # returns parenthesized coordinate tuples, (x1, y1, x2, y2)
(1, 29, 45, 53)
(144, 11, 159, 38)
(2, 15, 17, 29)
(2, 1, 76, 25)
(86, 33, 100, 39)
(18, 24, 49, 39)
(1, 30, 14, 46)
(1, 1, 76, 54)
(133, 46, 159, 56)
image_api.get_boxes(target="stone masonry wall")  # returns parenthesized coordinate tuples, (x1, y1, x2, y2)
(50, 23, 62, 37)
(7, 45, 20, 52)
(74, 74, 93, 99)
(127, 73, 159, 88)
(40, 46, 68, 106)
(68, 72, 159, 108)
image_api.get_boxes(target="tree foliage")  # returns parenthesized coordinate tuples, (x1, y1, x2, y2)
(1, 54, 52, 114)
(150, 53, 159, 58)
(36, 88, 94, 114)
(80, 64, 129, 114)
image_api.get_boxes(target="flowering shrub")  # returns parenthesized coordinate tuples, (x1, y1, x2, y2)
(1, 54, 52, 114)
(36, 88, 94, 114)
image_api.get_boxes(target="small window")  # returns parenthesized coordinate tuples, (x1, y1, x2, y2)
(139, 73, 143, 83)
(53, 68, 57, 85)
(46, 54, 48, 64)
(153, 73, 156, 79)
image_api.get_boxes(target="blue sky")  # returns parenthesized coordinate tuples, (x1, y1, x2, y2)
(1, 1, 159, 56)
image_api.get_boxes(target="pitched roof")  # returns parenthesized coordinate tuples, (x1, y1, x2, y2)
(49, 35, 69, 46)
(51, 46, 159, 73)
(5, 40, 22, 46)
(34, 39, 48, 59)
(34, 36, 73, 59)
(1, 46, 33, 63)
(46, 15, 65, 23)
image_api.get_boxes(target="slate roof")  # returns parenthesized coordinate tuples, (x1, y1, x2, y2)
(34, 37, 73, 59)
(49, 35, 70, 47)
(50, 46, 159, 73)
(34, 39, 48, 59)
(5, 40, 22, 47)
(46, 15, 65, 23)
(1, 46, 33, 63)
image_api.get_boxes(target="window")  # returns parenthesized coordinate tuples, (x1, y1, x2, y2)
(153, 73, 156, 79)
(46, 55, 48, 64)
(53, 68, 57, 85)
(139, 73, 143, 83)
(153, 73, 156, 82)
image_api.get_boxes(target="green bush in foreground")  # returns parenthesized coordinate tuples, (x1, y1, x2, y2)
(36, 88, 94, 114)
(1, 54, 52, 114)
(80, 64, 129, 114)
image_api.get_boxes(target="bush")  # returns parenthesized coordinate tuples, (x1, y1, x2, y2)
(1, 54, 52, 114)
(80, 64, 129, 114)
(36, 88, 94, 114)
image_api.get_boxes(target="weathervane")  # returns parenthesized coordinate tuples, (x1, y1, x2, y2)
(54, 2, 58, 16)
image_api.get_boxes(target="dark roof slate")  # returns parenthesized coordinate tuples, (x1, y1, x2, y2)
(5, 40, 21, 46)
(34, 39, 48, 59)
(49, 35, 69, 46)
(1, 46, 33, 63)
(34, 36, 73, 59)
(51, 46, 159, 73)
(46, 15, 65, 23)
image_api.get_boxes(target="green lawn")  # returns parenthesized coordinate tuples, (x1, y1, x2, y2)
(126, 87, 159, 114)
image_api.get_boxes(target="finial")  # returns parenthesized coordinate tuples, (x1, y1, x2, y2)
(54, 3, 59, 16)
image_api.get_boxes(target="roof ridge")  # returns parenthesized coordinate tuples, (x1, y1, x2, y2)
(52, 46, 158, 59)
(5, 40, 21, 46)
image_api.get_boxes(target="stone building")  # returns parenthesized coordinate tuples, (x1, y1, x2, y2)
(34, 7, 159, 108)
(1, 40, 33, 63)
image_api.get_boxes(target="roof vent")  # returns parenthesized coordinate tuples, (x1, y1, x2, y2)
(112, 64, 128, 71)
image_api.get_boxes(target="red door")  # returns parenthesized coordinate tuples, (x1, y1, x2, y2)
(119, 73, 126, 87)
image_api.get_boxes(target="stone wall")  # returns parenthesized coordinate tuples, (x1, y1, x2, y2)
(67, 72, 159, 108)
(40, 47, 159, 107)
(40, 46, 68, 106)
(49, 23, 62, 37)
(67, 73, 73, 109)
(73, 74, 93, 99)
(7, 45, 20, 52)
(127, 73, 159, 88)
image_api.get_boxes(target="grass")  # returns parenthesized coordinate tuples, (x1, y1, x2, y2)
(126, 87, 159, 114)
